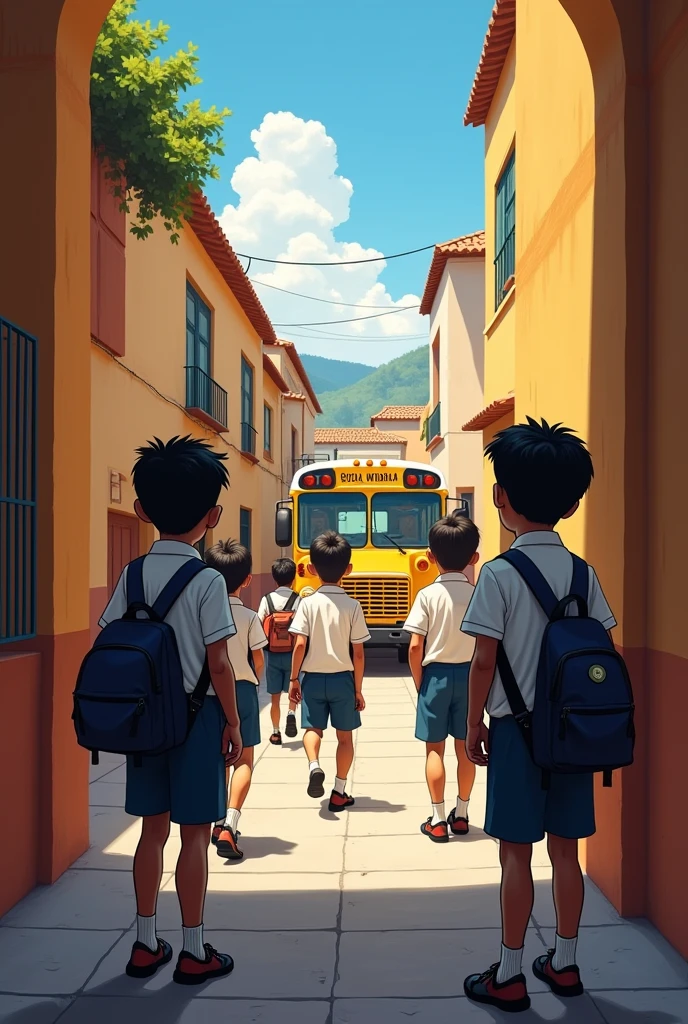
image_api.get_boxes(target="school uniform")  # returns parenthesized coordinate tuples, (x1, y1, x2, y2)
(289, 586, 370, 731)
(99, 540, 236, 826)
(404, 572, 476, 743)
(257, 587, 301, 695)
(227, 597, 269, 748)
(461, 531, 616, 845)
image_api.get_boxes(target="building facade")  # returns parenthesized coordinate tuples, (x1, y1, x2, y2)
(369, 406, 426, 463)
(314, 428, 408, 463)
(264, 339, 322, 485)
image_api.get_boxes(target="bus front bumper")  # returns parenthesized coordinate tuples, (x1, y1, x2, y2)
(365, 628, 410, 648)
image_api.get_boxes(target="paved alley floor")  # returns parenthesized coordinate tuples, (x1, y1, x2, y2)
(1, 652, 687, 1023)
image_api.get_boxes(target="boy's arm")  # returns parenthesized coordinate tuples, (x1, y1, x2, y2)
(289, 634, 308, 702)
(253, 648, 265, 679)
(352, 642, 366, 709)
(465, 636, 498, 766)
(207, 639, 242, 766)
(248, 613, 268, 680)
(408, 634, 425, 692)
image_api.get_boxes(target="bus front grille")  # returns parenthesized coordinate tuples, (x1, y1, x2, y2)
(341, 576, 410, 620)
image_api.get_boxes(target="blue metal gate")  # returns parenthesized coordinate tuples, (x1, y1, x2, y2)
(0, 317, 37, 642)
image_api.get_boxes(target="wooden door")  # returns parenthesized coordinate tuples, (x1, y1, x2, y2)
(108, 511, 139, 596)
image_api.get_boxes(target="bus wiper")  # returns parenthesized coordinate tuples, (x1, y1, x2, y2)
(383, 533, 407, 555)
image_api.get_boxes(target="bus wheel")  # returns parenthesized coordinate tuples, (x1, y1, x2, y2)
(397, 645, 409, 664)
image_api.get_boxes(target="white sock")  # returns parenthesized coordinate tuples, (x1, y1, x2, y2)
(272, 727, 280, 735)
(309, 760, 321, 774)
(182, 924, 205, 960)
(287, 709, 296, 717)
(552, 933, 578, 971)
(224, 808, 241, 832)
(456, 797, 469, 819)
(496, 943, 524, 984)
(136, 913, 157, 953)
(334, 776, 347, 795)
(431, 802, 446, 825)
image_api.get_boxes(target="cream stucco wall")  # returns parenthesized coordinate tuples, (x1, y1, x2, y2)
(370, 419, 426, 463)
(314, 442, 406, 461)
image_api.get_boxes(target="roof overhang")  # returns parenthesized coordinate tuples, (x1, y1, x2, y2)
(462, 395, 515, 431)
(464, 0, 516, 128)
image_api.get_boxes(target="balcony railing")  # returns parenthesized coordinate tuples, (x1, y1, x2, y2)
(494, 226, 515, 310)
(241, 421, 257, 457)
(425, 402, 441, 448)
(185, 365, 228, 432)
(293, 455, 328, 471)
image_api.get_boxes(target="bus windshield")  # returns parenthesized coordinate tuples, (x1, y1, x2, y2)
(371, 492, 442, 549)
(298, 492, 367, 549)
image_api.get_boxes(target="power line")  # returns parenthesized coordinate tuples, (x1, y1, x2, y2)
(284, 326, 429, 342)
(236, 244, 435, 266)
(250, 277, 418, 309)
(273, 306, 420, 327)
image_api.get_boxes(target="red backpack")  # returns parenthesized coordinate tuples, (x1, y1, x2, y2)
(263, 592, 299, 653)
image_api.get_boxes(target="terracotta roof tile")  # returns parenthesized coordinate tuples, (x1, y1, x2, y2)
(264, 339, 322, 414)
(462, 395, 515, 431)
(464, 0, 516, 128)
(370, 405, 426, 423)
(420, 232, 486, 315)
(314, 428, 408, 445)
(263, 353, 289, 394)
(188, 193, 276, 342)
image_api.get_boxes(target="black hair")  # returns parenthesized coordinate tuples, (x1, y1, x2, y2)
(132, 436, 229, 535)
(205, 538, 252, 593)
(272, 558, 296, 586)
(485, 417, 594, 525)
(310, 531, 351, 584)
(428, 512, 480, 571)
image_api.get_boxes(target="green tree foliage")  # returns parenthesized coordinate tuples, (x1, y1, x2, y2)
(90, 0, 230, 243)
(317, 346, 429, 427)
(299, 354, 375, 394)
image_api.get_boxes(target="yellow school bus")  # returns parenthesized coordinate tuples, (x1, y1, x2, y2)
(275, 459, 449, 661)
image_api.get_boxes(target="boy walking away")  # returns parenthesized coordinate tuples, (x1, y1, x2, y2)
(462, 419, 623, 1013)
(257, 558, 301, 745)
(96, 437, 241, 985)
(288, 531, 370, 812)
(404, 512, 480, 843)
(205, 540, 267, 862)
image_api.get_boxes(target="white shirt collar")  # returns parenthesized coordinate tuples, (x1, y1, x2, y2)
(274, 586, 295, 595)
(512, 531, 563, 549)
(149, 540, 202, 559)
(319, 585, 345, 593)
(436, 572, 468, 582)
(229, 596, 244, 606)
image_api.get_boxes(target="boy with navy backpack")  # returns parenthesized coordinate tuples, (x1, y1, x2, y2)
(83, 437, 242, 986)
(257, 558, 301, 745)
(460, 418, 633, 1014)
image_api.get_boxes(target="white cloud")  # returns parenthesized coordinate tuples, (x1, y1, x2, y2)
(218, 112, 426, 365)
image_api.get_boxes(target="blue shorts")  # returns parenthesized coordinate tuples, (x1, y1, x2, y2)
(125, 697, 226, 826)
(301, 671, 360, 732)
(485, 715, 596, 844)
(236, 679, 261, 748)
(415, 662, 470, 743)
(266, 651, 292, 694)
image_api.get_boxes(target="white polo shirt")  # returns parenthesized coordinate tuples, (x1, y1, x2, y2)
(289, 585, 371, 674)
(461, 531, 617, 718)
(257, 586, 301, 623)
(404, 572, 476, 667)
(227, 597, 268, 686)
(99, 540, 236, 696)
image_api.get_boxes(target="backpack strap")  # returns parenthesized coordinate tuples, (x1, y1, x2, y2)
(284, 590, 298, 611)
(265, 594, 275, 615)
(151, 560, 212, 621)
(570, 554, 589, 602)
(125, 556, 147, 606)
(497, 550, 559, 619)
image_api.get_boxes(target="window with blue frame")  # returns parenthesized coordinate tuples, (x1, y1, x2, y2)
(494, 150, 515, 310)
(264, 403, 272, 455)
(240, 508, 252, 551)
(186, 283, 211, 376)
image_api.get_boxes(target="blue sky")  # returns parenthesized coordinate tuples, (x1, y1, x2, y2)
(134, 0, 493, 363)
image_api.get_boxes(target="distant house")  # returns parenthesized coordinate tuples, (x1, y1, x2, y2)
(369, 405, 427, 462)
(264, 338, 322, 481)
(314, 427, 408, 462)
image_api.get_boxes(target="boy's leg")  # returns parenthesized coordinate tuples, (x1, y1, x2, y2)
(270, 693, 282, 739)
(448, 738, 476, 836)
(301, 672, 328, 796)
(304, 727, 326, 796)
(327, 674, 361, 812)
(415, 667, 450, 841)
(216, 747, 255, 862)
(126, 811, 174, 977)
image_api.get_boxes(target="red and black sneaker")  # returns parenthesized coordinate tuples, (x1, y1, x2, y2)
(328, 790, 355, 813)
(420, 817, 449, 843)
(211, 825, 222, 846)
(216, 825, 243, 861)
(307, 767, 326, 798)
(125, 938, 173, 979)
(285, 713, 298, 739)
(464, 963, 531, 1013)
(532, 950, 584, 997)
(269, 731, 282, 745)
(447, 809, 469, 835)
(173, 943, 234, 986)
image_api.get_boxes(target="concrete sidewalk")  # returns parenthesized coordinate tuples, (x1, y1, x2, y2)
(1, 653, 687, 1023)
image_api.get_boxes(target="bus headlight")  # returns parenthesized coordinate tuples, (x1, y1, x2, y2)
(416, 558, 430, 571)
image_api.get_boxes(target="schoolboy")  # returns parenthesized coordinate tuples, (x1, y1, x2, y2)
(257, 558, 301, 744)
(404, 512, 480, 843)
(288, 531, 369, 811)
(98, 436, 240, 985)
(461, 418, 616, 1013)
(205, 540, 267, 862)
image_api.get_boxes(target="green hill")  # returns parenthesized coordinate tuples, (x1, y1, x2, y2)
(317, 346, 429, 427)
(298, 353, 375, 393)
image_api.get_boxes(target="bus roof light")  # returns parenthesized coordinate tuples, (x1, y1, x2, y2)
(321, 474, 333, 486)
(380, 460, 387, 466)
(353, 460, 360, 466)
(406, 474, 418, 486)
(303, 474, 316, 487)
(366, 460, 373, 466)
(423, 474, 436, 487)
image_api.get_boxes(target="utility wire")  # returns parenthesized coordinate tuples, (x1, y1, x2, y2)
(282, 332, 428, 344)
(273, 306, 420, 327)
(250, 277, 419, 309)
(284, 327, 429, 342)
(236, 244, 435, 266)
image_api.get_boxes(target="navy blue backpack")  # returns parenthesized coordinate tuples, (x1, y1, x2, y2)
(73, 556, 213, 766)
(495, 550, 635, 788)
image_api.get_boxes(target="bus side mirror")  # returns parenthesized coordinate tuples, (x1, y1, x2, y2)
(275, 507, 293, 548)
